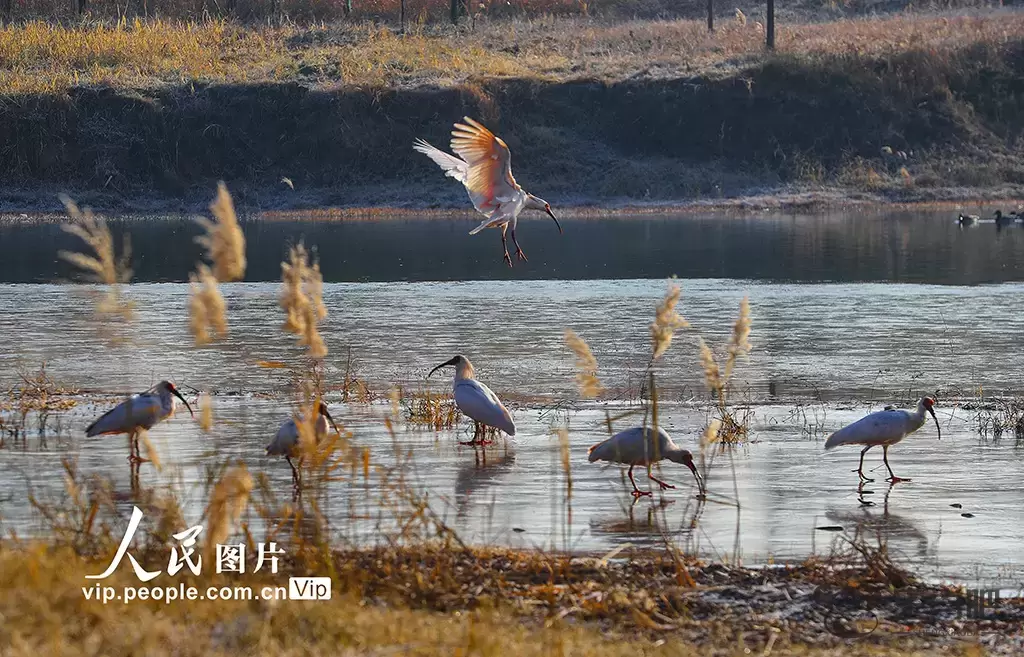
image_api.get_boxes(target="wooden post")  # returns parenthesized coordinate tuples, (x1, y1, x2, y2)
(707, 0, 713, 32)
(766, 0, 775, 49)
(400, 0, 405, 32)
(450, 0, 459, 24)
(77, 0, 87, 14)
(1, 0, 11, 25)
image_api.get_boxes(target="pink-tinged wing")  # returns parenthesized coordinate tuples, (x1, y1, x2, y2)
(450, 117, 519, 215)
(824, 409, 910, 449)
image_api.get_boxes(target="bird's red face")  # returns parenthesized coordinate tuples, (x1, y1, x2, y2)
(922, 397, 940, 439)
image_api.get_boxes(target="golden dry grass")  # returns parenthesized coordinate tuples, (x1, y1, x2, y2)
(57, 195, 135, 320)
(279, 243, 328, 358)
(188, 264, 228, 345)
(195, 182, 246, 283)
(564, 328, 603, 398)
(0, 13, 1021, 93)
(0, 545, 998, 657)
(650, 280, 688, 362)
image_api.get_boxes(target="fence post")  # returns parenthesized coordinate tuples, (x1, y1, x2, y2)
(766, 0, 775, 49)
(450, 0, 460, 24)
(400, 0, 405, 32)
(1, 0, 11, 25)
(707, 0, 713, 32)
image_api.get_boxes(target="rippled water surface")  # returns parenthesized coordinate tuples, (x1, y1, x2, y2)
(1, 210, 1023, 587)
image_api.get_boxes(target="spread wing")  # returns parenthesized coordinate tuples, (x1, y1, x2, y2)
(450, 117, 519, 216)
(454, 379, 516, 436)
(413, 139, 469, 184)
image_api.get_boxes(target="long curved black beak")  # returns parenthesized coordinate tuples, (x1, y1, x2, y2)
(171, 388, 195, 418)
(686, 459, 706, 496)
(428, 356, 459, 378)
(546, 207, 562, 235)
(320, 405, 340, 435)
(928, 407, 940, 440)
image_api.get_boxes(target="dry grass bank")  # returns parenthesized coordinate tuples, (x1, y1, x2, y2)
(0, 545, 1014, 656)
(0, 12, 1023, 210)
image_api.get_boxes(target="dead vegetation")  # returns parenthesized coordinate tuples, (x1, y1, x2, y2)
(279, 242, 327, 358)
(57, 195, 134, 320)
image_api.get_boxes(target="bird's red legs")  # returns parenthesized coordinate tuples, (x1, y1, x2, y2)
(500, 225, 513, 268)
(883, 445, 910, 482)
(286, 455, 300, 494)
(854, 445, 874, 482)
(511, 227, 528, 262)
(628, 464, 652, 498)
(647, 464, 676, 490)
(127, 430, 150, 465)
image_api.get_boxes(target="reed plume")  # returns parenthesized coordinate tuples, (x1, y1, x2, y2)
(564, 329, 603, 398)
(204, 463, 254, 559)
(194, 182, 246, 282)
(280, 243, 328, 358)
(650, 281, 689, 362)
(198, 392, 213, 432)
(188, 265, 228, 346)
(698, 297, 753, 444)
(57, 194, 134, 319)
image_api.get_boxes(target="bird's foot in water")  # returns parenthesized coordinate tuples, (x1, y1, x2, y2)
(654, 480, 676, 491)
(503, 251, 513, 268)
(886, 476, 911, 483)
(128, 455, 150, 465)
(515, 248, 528, 262)
(854, 469, 875, 482)
(630, 489, 653, 498)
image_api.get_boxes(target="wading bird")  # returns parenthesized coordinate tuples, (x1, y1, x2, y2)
(266, 402, 339, 486)
(824, 397, 940, 483)
(588, 426, 705, 498)
(428, 354, 515, 445)
(85, 381, 194, 464)
(957, 212, 979, 226)
(414, 117, 562, 267)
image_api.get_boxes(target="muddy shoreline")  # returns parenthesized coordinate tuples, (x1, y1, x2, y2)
(1, 183, 1022, 221)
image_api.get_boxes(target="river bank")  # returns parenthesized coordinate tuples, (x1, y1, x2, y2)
(0, 13, 1022, 215)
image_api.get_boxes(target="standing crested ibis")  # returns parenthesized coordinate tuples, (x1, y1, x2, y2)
(85, 380, 194, 464)
(266, 402, 339, 486)
(428, 354, 515, 446)
(824, 396, 940, 483)
(588, 426, 705, 498)
(414, 117, 562, 267)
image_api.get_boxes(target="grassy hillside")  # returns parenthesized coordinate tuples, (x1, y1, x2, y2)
(1, 12, 1023, 211)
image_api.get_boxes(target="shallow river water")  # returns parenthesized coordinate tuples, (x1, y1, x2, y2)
(1, 210, 1023, 588)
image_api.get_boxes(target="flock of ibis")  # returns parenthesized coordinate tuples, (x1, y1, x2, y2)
(80, 117, 945, 502)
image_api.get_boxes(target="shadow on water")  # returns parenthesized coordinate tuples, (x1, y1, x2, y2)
(4, 210, 1024, 283)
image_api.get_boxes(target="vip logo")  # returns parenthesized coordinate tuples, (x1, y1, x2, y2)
(289, 577, 332, 600)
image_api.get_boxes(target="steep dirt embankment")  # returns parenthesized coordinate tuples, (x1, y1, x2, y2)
(1, 41, 1023, 211)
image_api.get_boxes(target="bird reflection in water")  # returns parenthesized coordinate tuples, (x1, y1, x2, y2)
(454, 446, 517, 522)
(822, 481, 932, 559)
(589, 495, 706, 549)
